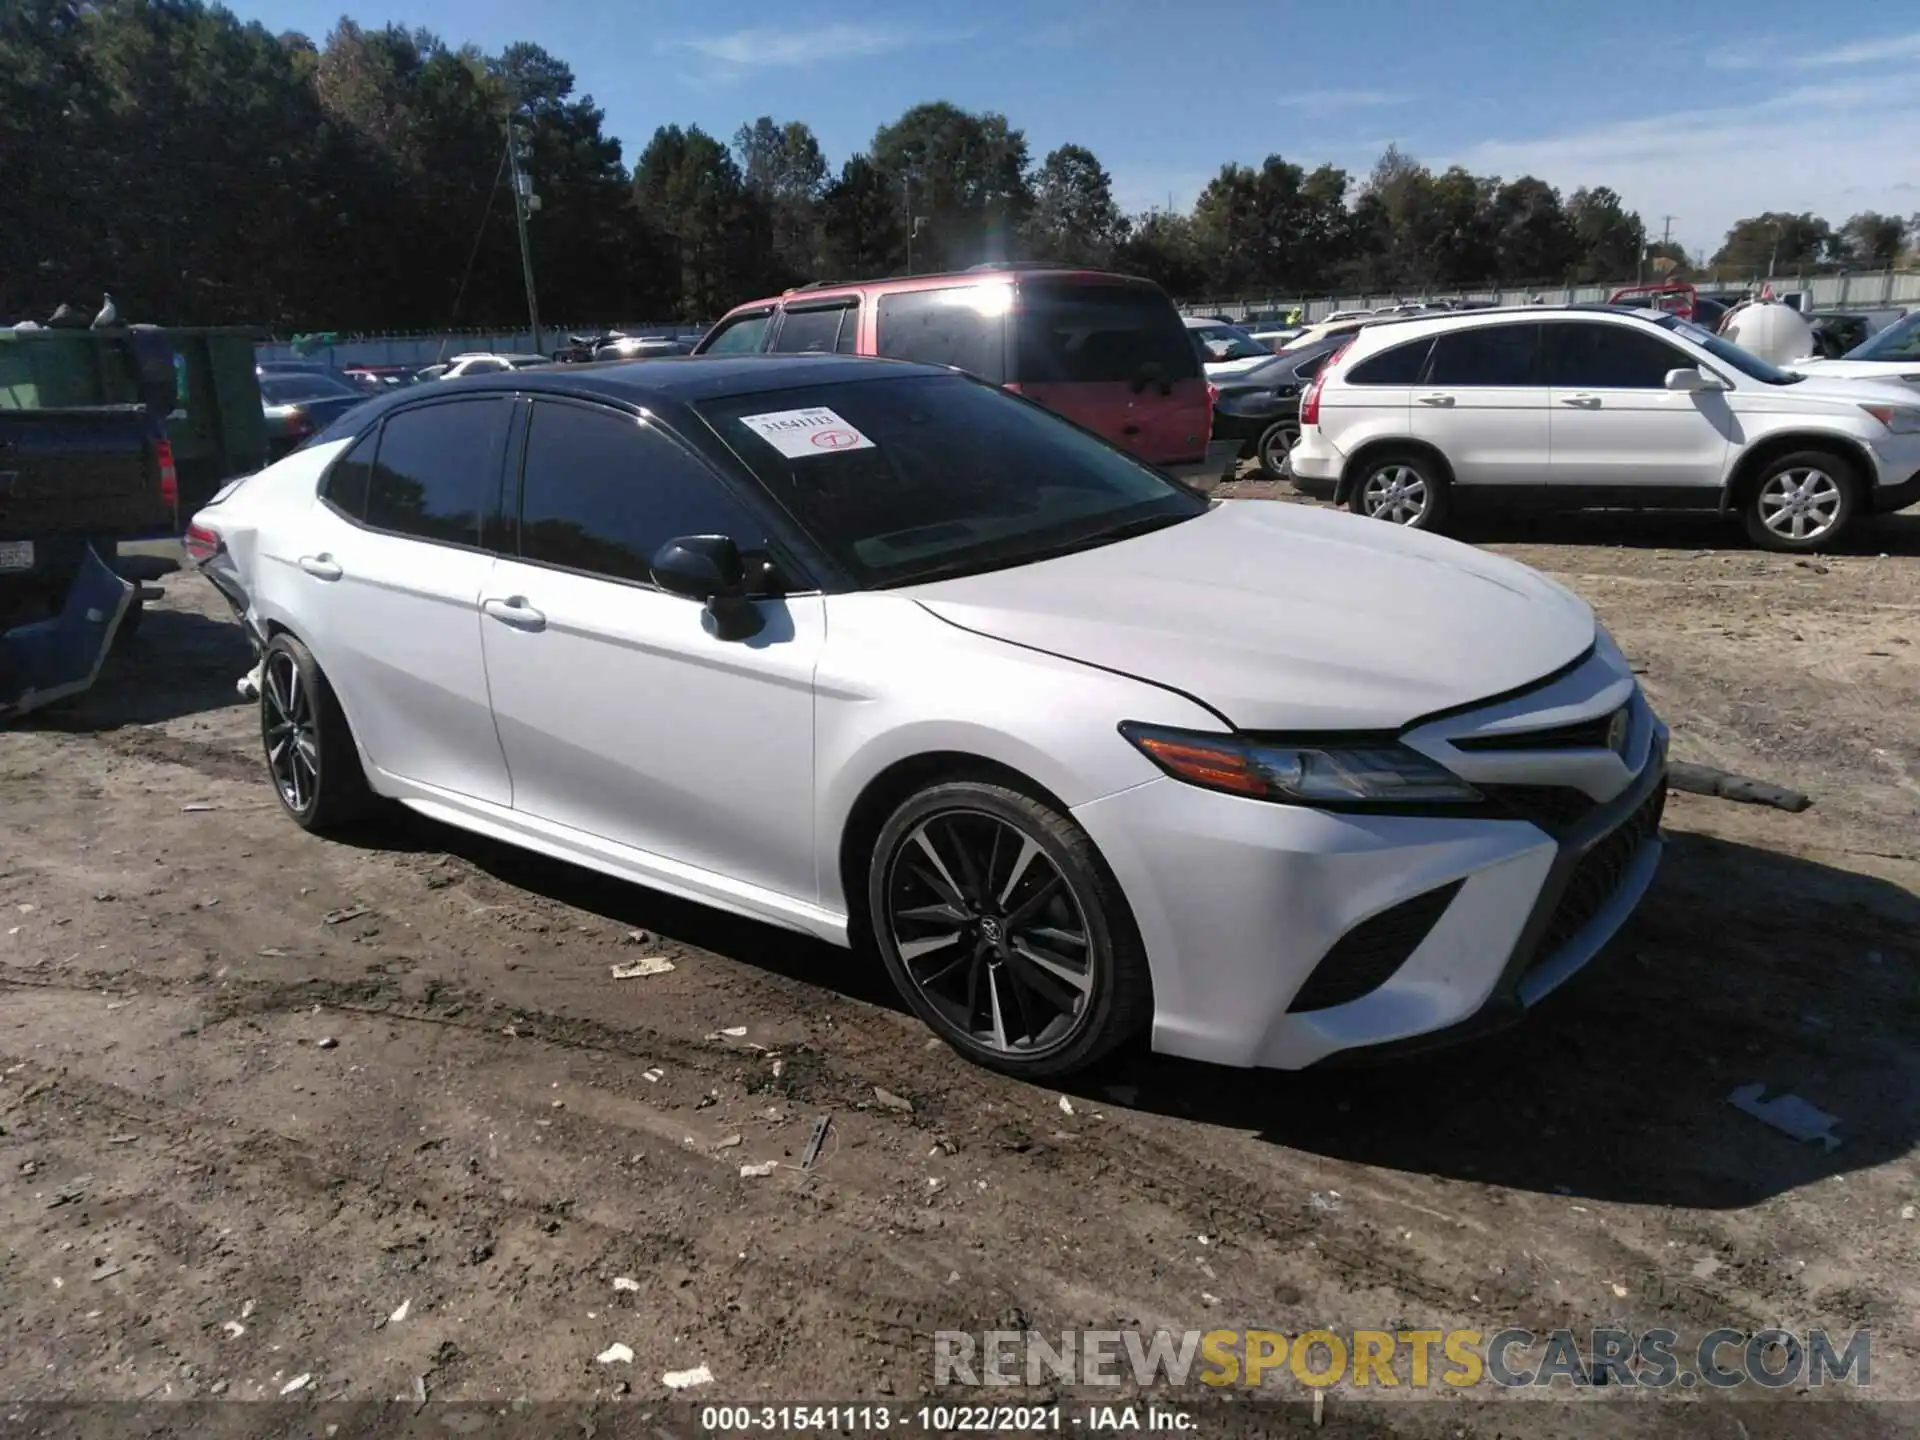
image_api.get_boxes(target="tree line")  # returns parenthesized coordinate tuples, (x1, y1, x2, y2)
(5, 1, 1917, 335)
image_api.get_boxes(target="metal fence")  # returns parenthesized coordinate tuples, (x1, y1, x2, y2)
(1181, 269, 1920, 323)
(253, 324, 705, 368)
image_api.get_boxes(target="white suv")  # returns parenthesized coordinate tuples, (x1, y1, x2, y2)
(1286, 306, 1920, 551)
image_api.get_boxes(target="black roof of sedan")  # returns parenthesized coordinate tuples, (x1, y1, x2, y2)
(301, 354, 952, 451)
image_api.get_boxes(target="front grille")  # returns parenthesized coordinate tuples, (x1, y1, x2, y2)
(1531, 785, 1667, 962)
(1454, 706, 1625, 752)
(1482, 785, 1599, 832)
(1288, 880, 1464, 1013)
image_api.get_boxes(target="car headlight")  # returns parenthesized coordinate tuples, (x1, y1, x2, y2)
(1119, 722, 1483, 806)
(1859, 403, 1920, 434)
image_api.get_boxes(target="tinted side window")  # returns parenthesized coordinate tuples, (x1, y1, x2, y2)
(1346, 338, 1433, 385)
(1425, 324, 1541, 386)
(1544, 322, 1690, 388)
(321, 429, 378, 520)
(1014, 281, 1200, 384)
(518, 402, 766, 586)
(458, 359, 505, 375)
(875, 287, 1007, 383)
(702, 312, 773, 355)
(772, 305, 852, 355)
(364, 399, 506, 546)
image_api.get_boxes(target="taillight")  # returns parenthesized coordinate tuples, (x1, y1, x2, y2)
(183, 522, 221, 566)
(1205, 381, 1219, 441)
(156, 438, 179, 514)
(1299, 340, 1354, 428)
(285, 405, 313, 436)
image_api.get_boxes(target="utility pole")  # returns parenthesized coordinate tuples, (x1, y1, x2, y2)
(903, 172, 913, 275)
(506, 117, 542, 353)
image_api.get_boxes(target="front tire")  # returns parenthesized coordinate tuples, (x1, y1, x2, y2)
(1349, 448, 1450, 530)
(867, 780, 1152, 1079)
(1742, 450, 1857, 552)
(259, 633, 377, 832)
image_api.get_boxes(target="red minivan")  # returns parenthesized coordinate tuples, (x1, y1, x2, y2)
(691, 265, 1233, 480)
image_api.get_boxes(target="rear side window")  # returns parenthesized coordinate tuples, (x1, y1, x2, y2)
(1544, 322, 1690, 389)
(517, 401, 766, 586)
(1346, 338, 1433, 385)
(1425, 324, 1541, 387)
(364, 398, 507, 547)
(772, 304, 854, 355)
(875, 286, 1008, 383)
(702, 312, 773, 355)
(320, 430, 377, 519)
(1014, 281, 1200, 384)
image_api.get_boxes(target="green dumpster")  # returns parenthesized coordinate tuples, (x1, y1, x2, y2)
(0, 325, 268, 521)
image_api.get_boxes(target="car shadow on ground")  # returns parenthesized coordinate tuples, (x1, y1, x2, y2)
(1439, 507, 1920, 556)
(1102, 828, 1919, 1210)
(339, 805, 903, 1011)
(11, 604, 253, 732)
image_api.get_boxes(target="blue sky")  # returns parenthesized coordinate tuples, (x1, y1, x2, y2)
(236, 0, 1920, 259)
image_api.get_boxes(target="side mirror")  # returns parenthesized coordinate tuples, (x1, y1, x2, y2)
(650, 534, 762, 641)
(1664, 367, 1724, 393)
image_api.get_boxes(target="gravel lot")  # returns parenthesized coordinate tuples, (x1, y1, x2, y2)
(2, 490, 1917, 1437)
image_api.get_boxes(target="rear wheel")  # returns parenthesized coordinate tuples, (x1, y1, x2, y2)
(1256, 420, 1301, 480)
(1742, 450, 1856, 552)
(1350, 448, 1450, 531)
(868, 780, 1151, 1079)
(259, 633, 377, 832)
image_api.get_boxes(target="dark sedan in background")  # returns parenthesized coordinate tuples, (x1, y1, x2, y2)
(1207, 337, 1345, 478)
(259, 372, 371, 459)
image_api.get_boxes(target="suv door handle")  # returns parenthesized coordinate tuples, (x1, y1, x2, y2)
(483, 596, 546, 632)
(1121, 424, 1142, 436)
(1416, 393, 1455, 407)
(1560, 393, 1601, 407)
(298, 553, 342, 581)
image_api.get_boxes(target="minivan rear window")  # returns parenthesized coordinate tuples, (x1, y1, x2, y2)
(1014, 281, 1201, 385)
(875, 286, 1008, 384)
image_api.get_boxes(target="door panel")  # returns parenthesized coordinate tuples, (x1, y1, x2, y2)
(481, 564, 823, 900)
(299, 499, 509, 804)
(1411, 324, 1548, 488)
(1543, 321, 1732, 492)
(479, 397, 820, 902)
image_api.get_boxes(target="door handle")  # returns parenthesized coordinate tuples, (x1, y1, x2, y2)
(482, 596, 546, 631)
(297, 553, 342, 581)
(1121, 424, 1142, 436)
(1560, 394, 1601, 407)
(1416, 394, 1455, 407)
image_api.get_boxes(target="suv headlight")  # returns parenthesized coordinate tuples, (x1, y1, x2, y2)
(1119, 723, 1483, 806)
(1859, 403, 1920, 434)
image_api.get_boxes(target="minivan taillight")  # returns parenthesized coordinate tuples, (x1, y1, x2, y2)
(156, 438, 179, 516)
(183, 522, 221, 566)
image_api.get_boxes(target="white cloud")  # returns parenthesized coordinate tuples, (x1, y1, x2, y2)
(1277, 88, 1405, 111)
(1446, 80, 1920, 257)
(672, 22, 961, 72)
(1709, 28, 1920, 70)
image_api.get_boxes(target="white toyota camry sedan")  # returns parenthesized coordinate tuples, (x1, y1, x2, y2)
(187, 354, 1669, 1079)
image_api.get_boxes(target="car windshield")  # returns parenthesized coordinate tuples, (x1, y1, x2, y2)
(1651, 314, 1803, 386)
(260, 374, 360, 403)
(1193, 326, 1267, 361)
(696, 372, 1208, 588)
(1844, 310, 1920, 362)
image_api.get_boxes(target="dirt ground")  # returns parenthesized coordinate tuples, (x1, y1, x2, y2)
(2, 489, 1917, 1439)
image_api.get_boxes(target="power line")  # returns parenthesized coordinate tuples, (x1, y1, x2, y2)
(440, 139, 511, 361)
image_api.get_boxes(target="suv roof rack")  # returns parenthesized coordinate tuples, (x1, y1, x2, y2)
(965, 260, 1081, 272)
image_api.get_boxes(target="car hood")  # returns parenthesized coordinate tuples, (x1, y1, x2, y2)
(904, 501, 1595, 730)
(1789, 359, 1920, 390)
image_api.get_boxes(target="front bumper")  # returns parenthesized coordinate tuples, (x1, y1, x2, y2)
(1868, 465, 1920, 515)
(1072, 653, 1670, 1070)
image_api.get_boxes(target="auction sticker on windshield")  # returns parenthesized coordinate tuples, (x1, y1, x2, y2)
(738, 407, 875, 459)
